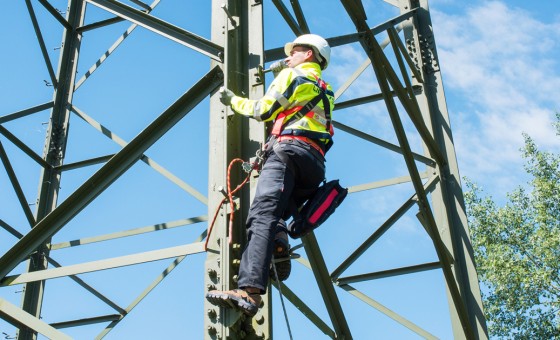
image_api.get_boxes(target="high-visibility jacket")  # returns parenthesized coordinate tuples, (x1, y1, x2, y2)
(230, 62, 335, 150)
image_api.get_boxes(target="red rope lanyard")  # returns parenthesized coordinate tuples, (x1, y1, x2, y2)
(204, 158, 259, 251)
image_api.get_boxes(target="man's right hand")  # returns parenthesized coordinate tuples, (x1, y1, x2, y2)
(269, 60, 287, 76)
(219, 87, 235, 106)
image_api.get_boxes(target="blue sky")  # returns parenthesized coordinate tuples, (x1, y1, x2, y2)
(0, 1, 559, 339)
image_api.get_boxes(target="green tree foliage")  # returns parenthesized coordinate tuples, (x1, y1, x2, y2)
(464, 114, 560, 338)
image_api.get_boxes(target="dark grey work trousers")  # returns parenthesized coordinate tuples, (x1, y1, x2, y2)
(237, 139, 325, 293)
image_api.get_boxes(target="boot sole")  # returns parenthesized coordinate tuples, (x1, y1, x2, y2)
(206, 291, 258, 317)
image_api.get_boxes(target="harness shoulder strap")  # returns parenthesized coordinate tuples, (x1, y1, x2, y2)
(271, 75, 332, 137)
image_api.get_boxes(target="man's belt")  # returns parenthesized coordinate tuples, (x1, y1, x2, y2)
(277, 135, 325, 157)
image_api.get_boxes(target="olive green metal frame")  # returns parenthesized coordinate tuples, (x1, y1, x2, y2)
(0, 0, 487, 339)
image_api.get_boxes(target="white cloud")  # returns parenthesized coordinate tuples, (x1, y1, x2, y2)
(432, 1, 560, 196)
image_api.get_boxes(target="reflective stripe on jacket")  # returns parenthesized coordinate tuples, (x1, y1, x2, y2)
(230, 62, 335, 144)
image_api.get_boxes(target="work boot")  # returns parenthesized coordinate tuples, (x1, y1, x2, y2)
(270, 220, 291, 282)
(206, 289, 262, 317)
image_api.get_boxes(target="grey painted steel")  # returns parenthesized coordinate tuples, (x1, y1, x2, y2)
(333, 22, 405, 100)
(337, 261, 442, 284)
(87, 0, 223, 61)
(19, 1, 86, 338)
(0, 66, 223, 280)
(289, 0, 310, 34)
(77, 16, 124, 32)
(73, 0, 161, 91)
(2, 242, 205, 286)
(56, 154, 114, 171)
(50, 216, 208, 250)
(264, 9, 416, 62)
(96, 231, 208, 339)
(303, 233, 353, 339)
(0, 1, 488, 338)
(346, 171, 431, 194)
(339, 0, 486, 337)
(44, 256, 126, 315)
(204, 1, 269, 338)
(244, 1, 270, 338)
(333, 120, 435, 166)
(205, 1, 239, 338)
(332, 175, 438, 280)
(270, 281, 336, 338)
(0, 221, 124, 316)
(0, 126, 50, 167)
(50, 314, 121, 329)
(0, 142, 37, 226)
(0, 101, 54, 124)
(0, 298, 72, 340)
(0, 219, 25, 239)
(0, 220, 124, 319)
(69, 104, 208, 204)
(401, 0, 488, 337)
(37, 0, 72, 29)
(387, 26, 424, 83)
(340, 284, 438, 339)
(271, 0, 305, 36)
(24, 0, 57, 88)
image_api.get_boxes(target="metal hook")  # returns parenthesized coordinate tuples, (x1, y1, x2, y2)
(221, 4, 238, 27)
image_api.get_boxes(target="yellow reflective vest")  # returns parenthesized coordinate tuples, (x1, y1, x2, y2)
(230, 62, 335, 148)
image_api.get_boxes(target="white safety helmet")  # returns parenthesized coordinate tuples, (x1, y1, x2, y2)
(284, 34, 331, 70)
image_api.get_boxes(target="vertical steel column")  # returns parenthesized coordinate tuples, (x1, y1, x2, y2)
(399, 0, 488, 338)
(18, 1, 85, 339)
(244, 1, 269, 337)
(205, 0, 266, 338)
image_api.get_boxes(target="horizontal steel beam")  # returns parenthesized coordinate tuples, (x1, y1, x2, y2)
(0, 101, 53, 124)
(334, 86, 421, 110)
(333, 121, 435, 166)
(337, 261, 441, 285)
(1, 242, 206, 286)
(0, 222, 126, 315)
(50, 216, 208, 250)
(0, 298, 72, 340)
(45, 256, 126, 314)
(347, 171, 431, 194)
(87, 0, 223, 61)
(56, 154, 114, 171)
(0, 66, 223, 280)
(51, 314, 122, 329)
(77, 16, 125, 32)
(264, 9, 416, 61)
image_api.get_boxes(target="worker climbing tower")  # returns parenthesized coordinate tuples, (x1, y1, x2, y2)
(0, 0, 487, 339)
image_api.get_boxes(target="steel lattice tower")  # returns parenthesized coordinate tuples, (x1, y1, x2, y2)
(0, 0, 488, 339)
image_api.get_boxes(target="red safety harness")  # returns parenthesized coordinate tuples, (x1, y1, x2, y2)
(268, 74, 334, 156)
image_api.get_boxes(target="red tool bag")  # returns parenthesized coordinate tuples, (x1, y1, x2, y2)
(287, 179, 348, 239)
